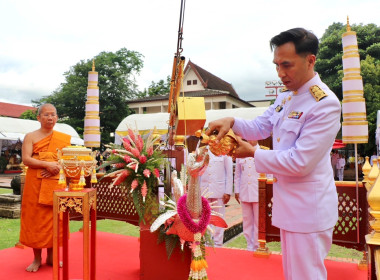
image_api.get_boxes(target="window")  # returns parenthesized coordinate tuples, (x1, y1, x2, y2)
(219, 102, 226, 109)
(187, 80, 191, 85)
(193, 80, 197, 85)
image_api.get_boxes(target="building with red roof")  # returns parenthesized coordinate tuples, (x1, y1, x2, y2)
(0, 102, 36, 118)
(128, 61, 254, 114)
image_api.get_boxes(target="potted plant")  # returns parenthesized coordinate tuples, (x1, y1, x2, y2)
(11, 175, 21, 195)
(0, 156, 8, 173)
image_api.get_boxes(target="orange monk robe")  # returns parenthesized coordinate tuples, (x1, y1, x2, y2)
(20, 131, 71, 249)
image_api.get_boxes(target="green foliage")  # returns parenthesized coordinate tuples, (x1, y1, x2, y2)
(164, 232, 180, 259)
(0, 218, 139, 250)
(138, 76, 171, 98)
(225, 235, 362, 260)
(0, 188, 12, 195)
(316, 22, 380, 155)
(19, 109, 37, 120)
(0, 218, 20, 249)
(362, 56, 380, 154)
(33, 48, 144, 146)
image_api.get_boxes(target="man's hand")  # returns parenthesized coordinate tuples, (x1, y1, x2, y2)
(235, 193, 240, 204)
(222, 193, 231, 204)
(233, 136, 257, 159)
(40, 169, 54, 178)
(206, 117, 235, 141)
(44, 162, 61, 176)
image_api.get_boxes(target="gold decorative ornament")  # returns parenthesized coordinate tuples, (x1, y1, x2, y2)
(309, 85, 328, 102)
(152, 127, 161, 146)
(195, 129, 238, 157)
(174, 135, 186, 146)
(362, 156, 372, 190)
(58, 197, 83, 214)
(57, 146, 97, 191)
(368, 158, 379, 187)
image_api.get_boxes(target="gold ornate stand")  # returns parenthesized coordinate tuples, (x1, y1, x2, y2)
(53, 188, 97, 280)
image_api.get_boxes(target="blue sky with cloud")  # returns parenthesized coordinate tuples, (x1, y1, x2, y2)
(0, 0, 379, 106)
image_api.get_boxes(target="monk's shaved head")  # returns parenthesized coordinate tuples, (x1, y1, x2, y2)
(37, 104, 57, 116)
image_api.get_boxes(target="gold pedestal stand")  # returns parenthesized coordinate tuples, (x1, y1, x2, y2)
(53, 188, 97, 280)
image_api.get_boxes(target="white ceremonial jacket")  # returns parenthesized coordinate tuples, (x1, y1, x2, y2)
(232, 73, 341, 233)
(234, 151, 260, 203)
(336, 158, 346, 170)
(199, 150, 233, 199)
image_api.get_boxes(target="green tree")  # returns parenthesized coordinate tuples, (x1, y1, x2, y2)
(316, 22, 380, 155)
(138, 76, 171, 98)
(34, 48, 144, 146)
(19, 109, 37, 120)
(361, 56, 380, 154)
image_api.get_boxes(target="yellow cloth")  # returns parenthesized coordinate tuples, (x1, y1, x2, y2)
(20, 131, 71, 249)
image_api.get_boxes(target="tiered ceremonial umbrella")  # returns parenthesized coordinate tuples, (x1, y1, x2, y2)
(341, 17, 368, 243)
(83, 60, 101, 148)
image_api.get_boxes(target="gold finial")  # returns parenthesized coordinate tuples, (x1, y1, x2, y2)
(347, 16, 351, 32)
(368, 158, 379, 187)
(362, 156, 372, 190)
(152, 126, 161, 146)
(92, 59, 95, 71)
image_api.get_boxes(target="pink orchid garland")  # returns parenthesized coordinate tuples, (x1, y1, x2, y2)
(177, 194, 211, 234)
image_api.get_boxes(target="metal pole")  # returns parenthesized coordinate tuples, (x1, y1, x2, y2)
(355, 143, 360, 243)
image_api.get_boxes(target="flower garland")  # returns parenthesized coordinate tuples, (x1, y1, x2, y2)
(177, 194, 211, 234)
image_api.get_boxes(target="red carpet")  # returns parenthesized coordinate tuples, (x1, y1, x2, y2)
(0, 231, 367, 280)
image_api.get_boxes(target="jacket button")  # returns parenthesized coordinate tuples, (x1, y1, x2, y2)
(273, 177, 278, 182)
(277, 138, 280, 142)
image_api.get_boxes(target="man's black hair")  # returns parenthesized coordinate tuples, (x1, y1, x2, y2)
(270, 28, 319, 56)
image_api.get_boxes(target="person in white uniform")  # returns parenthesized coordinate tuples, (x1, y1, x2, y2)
(331, 150, 339, 180)
(199, 148, 233, 247)
(336, 153, 346, 181)
(206, 28, 341, 280)
(234, 141, 260, 251)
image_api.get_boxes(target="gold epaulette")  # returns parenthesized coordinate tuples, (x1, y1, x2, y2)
(309, 85, 328, 102)
(259, 145, 270, 150)
(280, 87, 289, 92)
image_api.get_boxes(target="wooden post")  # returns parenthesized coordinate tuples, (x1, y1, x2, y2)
(254, 173, 270, 257)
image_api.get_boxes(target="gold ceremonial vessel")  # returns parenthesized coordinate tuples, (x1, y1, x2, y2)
(195, 129, 238, 157)
(57, 146, 97, 191)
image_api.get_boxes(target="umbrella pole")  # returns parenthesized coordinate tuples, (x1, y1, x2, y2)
(355, 143, 360, 244)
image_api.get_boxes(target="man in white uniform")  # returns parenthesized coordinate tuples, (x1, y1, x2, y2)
(234, 141, 260, 252)
(206, 28, 341, 280)
(331, 150, 339, 180)
(200, 149, 233, 247)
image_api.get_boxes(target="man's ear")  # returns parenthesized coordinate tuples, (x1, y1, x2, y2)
(308, 54, 316, 68)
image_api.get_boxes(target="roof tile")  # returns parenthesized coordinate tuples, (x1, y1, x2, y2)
(0, 102, 36, 118)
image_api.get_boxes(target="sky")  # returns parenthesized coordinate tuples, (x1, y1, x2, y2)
(0, 0, 379, 106)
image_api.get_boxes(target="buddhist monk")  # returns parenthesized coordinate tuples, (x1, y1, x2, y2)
(20, 104, 71, 272)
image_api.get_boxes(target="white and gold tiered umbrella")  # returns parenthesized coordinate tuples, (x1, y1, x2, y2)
(341, 16, 368, 243)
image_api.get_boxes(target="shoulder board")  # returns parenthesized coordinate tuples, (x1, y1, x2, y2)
(309, 85, 328, 102)
(259, 145, 270, 150)
(280, 87, 289, 92)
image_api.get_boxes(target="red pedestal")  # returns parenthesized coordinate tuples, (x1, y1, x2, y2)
(139, 224, 192, 280)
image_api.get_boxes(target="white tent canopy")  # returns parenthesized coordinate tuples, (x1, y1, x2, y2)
(115, 107, 269, 144)
(0, 117, 84, 146)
